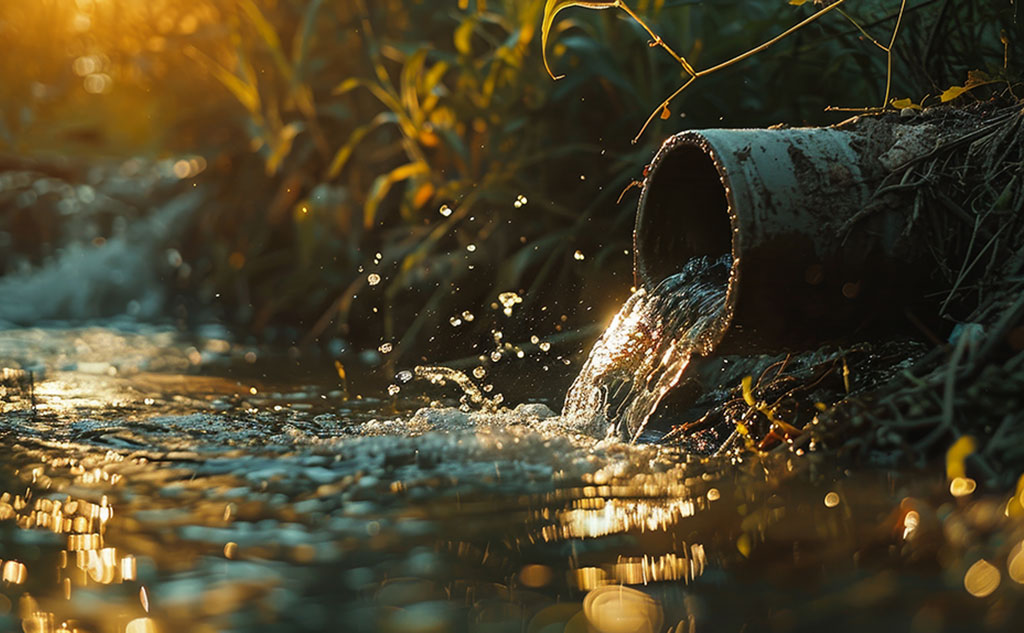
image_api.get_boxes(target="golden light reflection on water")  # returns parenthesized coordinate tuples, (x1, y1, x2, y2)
(0, 477, 146, 632)
(964, 559, 1001, 598)
(582, 585, 663, 633)
(572, 548, 707, 591)
(547, 496, 697, 540)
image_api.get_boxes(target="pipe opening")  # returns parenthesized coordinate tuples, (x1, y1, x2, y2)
(636, 142, 732, 288)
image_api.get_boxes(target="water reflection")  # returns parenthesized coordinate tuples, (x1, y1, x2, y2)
(2, 327, 1024, 632)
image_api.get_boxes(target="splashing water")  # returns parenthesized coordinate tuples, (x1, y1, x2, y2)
(562, 255, 732, 441)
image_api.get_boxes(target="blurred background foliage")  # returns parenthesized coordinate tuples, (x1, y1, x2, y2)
(0, 0, 1017, 365)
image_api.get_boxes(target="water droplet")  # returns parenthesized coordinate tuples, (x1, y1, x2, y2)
(574, 250, 585, 260)
(498, 291, 522, 316)
(466, 244, 477, 252)
(439, 204, 453, 217)
(368, 273, 381, 286)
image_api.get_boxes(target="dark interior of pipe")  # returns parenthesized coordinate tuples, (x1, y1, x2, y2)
(636, 143, 731, 286)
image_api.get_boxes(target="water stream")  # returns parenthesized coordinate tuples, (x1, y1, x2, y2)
(0, 298, 1022, 631)
(563, 255, 731, 442)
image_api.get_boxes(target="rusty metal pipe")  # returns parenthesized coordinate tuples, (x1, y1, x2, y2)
(634, 118, 941, 352)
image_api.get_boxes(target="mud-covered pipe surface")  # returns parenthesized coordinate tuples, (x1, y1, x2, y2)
(634, 117, 943, 353)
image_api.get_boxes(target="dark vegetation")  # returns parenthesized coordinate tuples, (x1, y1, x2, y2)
(0, 1, 1021, 475)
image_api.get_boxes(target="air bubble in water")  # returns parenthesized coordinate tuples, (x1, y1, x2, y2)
(379, 343, 393, 354)
(449, 317, 462, 327)
(397, 370, 413, 383)
(539, 342, 551, 352)
(462, 311, 474, 322)
(387, 384, 400, 396)
(439, 204, 453, 217)
(574, 250, 585, 261)
(490, 351, 502, 362)
(368, 273, 381, 286)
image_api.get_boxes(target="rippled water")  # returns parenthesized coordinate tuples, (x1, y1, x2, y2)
(1, 326, 1024, 633)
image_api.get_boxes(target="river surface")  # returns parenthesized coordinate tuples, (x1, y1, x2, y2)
(1, 324, 1023, 633)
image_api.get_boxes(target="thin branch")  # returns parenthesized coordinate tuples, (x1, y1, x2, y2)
(631, 0, 846, 142)
(696, 0, 847, 77)
(837, 8, 888, 51)
(616, 1, 697, 77)
(883, 0, 908, 106)
(633, 75, 696, 143)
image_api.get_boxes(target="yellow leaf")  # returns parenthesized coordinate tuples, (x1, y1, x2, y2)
(239, 0, 292, 82)
(363, 162, 429, 228)
(455, 18, 476, 56)
(659, 106, 671, 120)
(940, 85, 969, 103)
(789, 0, 812, 5)
(946, 435, 977, 481)
(411, 181, 435, 209)
(890, 98, 921, 110)
(325, 112, 394, 180)
(741, 375, 755, 406)
(542, 0, 618, 80)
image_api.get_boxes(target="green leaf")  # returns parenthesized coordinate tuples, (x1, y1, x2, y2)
(542, 0, 618, 80)
(292, 0, 324, 72)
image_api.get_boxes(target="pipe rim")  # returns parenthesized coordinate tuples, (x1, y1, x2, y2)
(634, 131, 740, 355)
